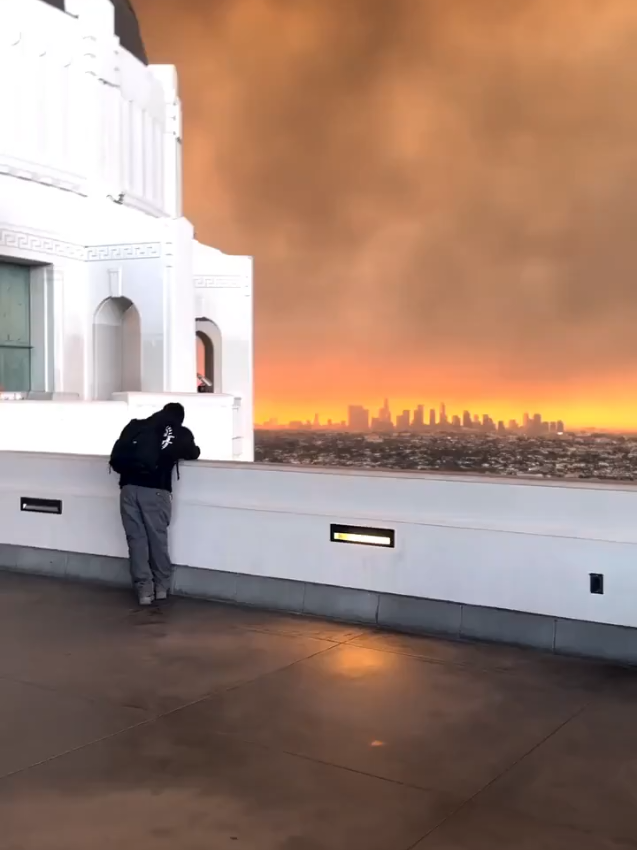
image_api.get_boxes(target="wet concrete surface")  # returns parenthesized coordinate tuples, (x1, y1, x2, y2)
(1, 570, 636, 849)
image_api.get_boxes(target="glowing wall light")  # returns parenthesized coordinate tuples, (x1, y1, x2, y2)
(330, 524, 395, 548)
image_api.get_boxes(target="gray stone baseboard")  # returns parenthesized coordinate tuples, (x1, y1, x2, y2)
(1, 543, 636, 666)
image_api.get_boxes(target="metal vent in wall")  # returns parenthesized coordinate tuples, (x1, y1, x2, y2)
(20, 497, 62, 515)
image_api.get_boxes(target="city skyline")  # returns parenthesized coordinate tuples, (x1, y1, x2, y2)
(258, 398, 566, 434)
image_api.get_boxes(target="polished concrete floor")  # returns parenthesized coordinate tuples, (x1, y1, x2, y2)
(1, 571, 637, 849)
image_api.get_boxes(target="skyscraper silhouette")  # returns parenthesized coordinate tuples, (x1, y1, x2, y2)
(396, 410, 411, 430)
(348, 405, 369, 432)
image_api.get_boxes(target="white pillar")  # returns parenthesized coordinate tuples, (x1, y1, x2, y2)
(161, 218, 197, 392)
(149, 65, 183, 219)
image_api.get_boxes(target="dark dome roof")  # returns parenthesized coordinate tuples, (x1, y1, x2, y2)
(40, 0, 148, 65)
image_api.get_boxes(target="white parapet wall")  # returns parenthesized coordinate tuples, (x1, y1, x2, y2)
(1, 451, 637, 651)
(0, 394, 240, 460)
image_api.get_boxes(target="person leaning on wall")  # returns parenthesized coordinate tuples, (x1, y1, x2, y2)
(109, 403, 200, 606)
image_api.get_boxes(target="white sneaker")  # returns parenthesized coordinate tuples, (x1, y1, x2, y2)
(138, 595, 153, 606)
(155, 590, 168, 601)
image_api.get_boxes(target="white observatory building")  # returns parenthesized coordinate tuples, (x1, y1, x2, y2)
(0, 0, 253, 461)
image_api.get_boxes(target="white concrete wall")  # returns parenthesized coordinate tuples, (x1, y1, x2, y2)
(162, 219, 197, 394)
(1, 452, 637, 629)
(0, 1, 86, 194)
(194, 243, 254, 461)
(0, 395, 237, 460)
(85, 248, 164, 396)
(149, 65, 183, 219)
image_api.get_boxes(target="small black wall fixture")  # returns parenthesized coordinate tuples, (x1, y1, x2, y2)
(590, 573, 604, 595)
(20, 497, 63, 515)
(330, 523, 395, 548)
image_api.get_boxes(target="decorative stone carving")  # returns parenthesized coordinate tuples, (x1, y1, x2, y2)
(194, 275, 249, 289)
(0, 227, 85, 260)
(0, 228, 162, 262)
(85, 244, 161, 261)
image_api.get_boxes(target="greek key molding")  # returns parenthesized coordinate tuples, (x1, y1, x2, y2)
(0, 228, 162, 262)
(0, 228, 85, 261)
(194, 275, 249, 289)
(85, 244, 162, 262)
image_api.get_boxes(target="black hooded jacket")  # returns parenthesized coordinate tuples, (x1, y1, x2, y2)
(116, 407, 200, 493)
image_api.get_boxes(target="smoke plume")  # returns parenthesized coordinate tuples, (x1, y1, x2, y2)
(136, 0, 637, 423)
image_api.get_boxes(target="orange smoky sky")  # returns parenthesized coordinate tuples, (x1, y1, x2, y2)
(137, 0, 637, 430)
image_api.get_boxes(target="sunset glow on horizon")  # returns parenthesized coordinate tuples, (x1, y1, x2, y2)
(253, 356, 637, 430)
(254, 397, 637, 433)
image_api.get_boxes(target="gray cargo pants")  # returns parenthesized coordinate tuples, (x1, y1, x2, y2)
(120, 484, 173, 599)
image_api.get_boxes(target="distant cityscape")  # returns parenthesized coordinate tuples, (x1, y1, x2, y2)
(255, 430, 637, 481)
(254, 399, 637, 481)
(258, 399, 566, 436)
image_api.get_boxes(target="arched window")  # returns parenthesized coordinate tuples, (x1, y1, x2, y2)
(93, 297, 141, 399)
(196, 330, 214, 391)
(195, 318, 222, 393)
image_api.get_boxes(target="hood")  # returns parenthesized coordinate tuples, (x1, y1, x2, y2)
(147, 403, 185, 429)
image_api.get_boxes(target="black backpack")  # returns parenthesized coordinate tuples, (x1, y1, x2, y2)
(109, 419, 163, 477)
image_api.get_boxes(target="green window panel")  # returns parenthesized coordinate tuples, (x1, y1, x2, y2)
(0, 346, 31, 392)
(0, 263, 31, 391)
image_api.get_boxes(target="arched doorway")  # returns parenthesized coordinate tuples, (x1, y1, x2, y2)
(195, 318, 222, 393)
(93, 297, 141, 399)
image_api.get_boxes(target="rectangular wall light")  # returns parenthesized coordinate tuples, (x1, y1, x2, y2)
(330, 524, 395, 548)
(20, 497, 62, 515)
